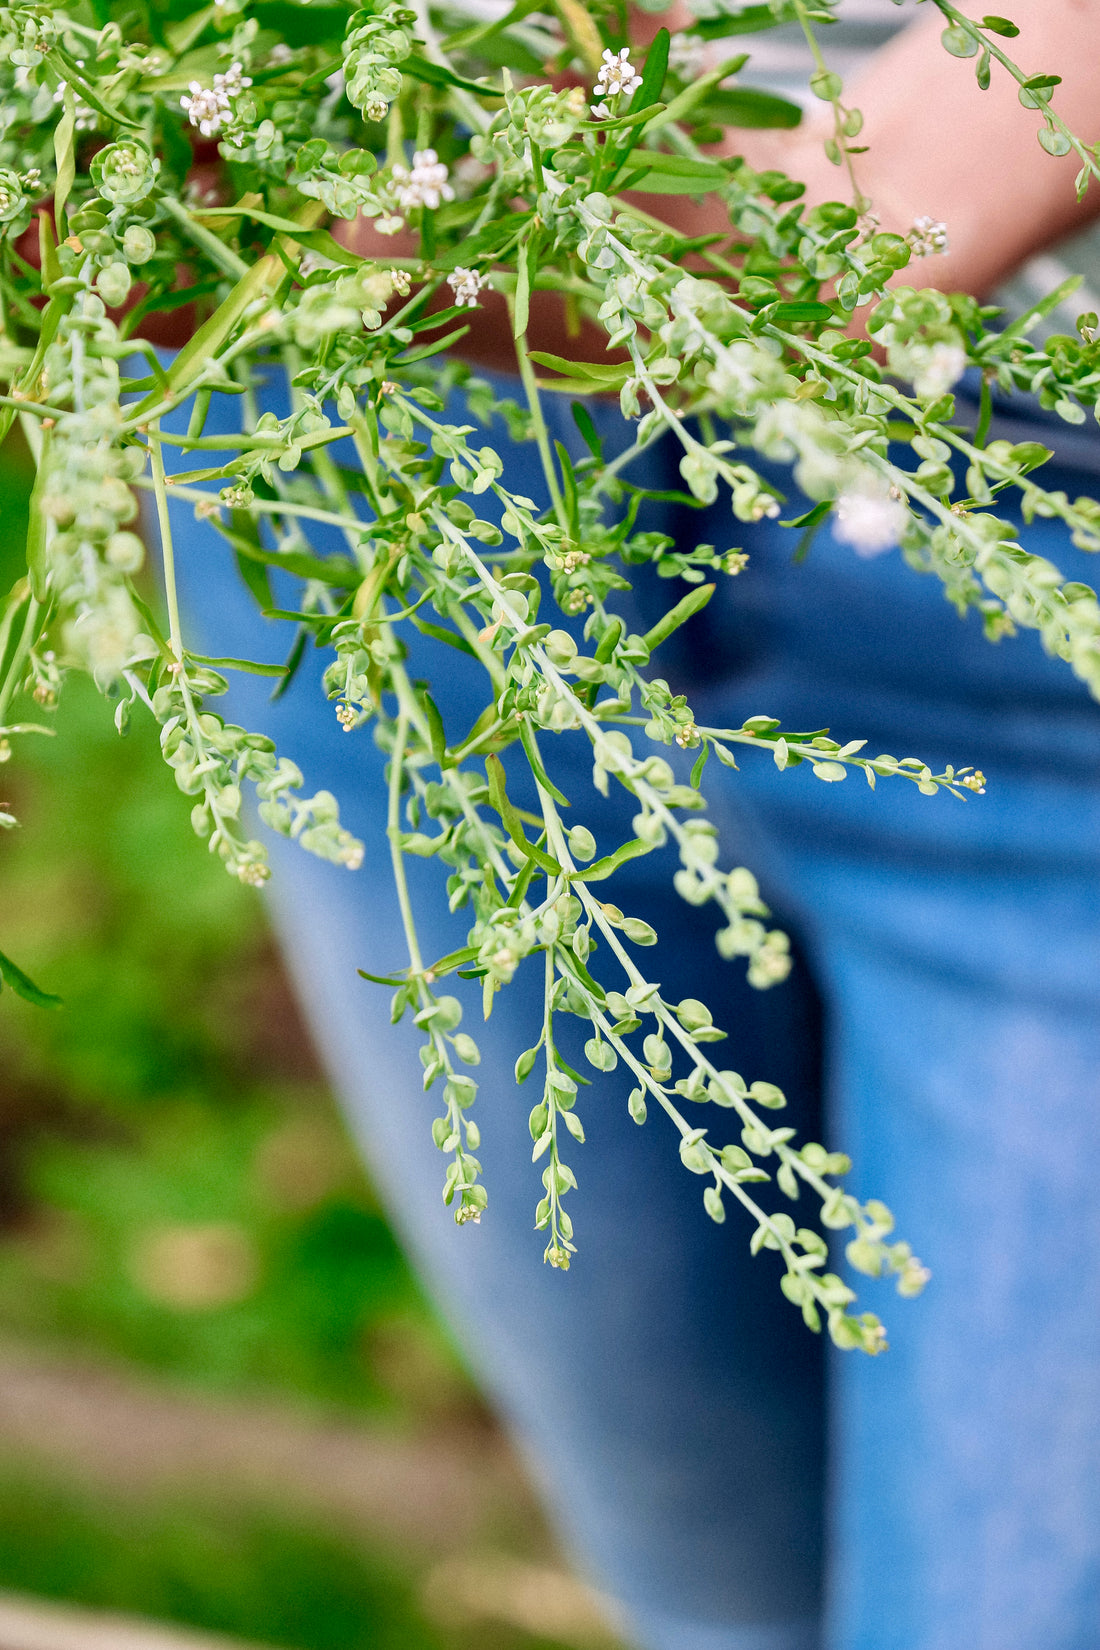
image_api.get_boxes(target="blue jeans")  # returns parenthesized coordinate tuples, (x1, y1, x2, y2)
(164, 375, 1100, 1650)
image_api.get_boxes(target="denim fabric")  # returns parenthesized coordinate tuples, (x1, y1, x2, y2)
(161, 373, 1100, 1650)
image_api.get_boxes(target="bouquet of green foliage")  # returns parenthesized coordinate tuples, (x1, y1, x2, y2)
(2, 0, 1098, 1356)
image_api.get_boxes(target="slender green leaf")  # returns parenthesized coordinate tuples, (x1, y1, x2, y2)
(555, 440, 579, 536)
(38, 210, 60, 292)
(633, 28, 670, 115)
(687, 5, 792, 38)
(131, 254, 284, 418)
(402, 54, 503, 95)
(485, 754, 560, 872)
(49, 46, 143, 130)
(271, 627, 308, 701)
(432, 216, 531, 271)
(425, 946, 480, 976)
(643, 583, 716, 651)
(628, 150, 732, 180)
(185, 652, 288, 677)
(1000, 273, 1082, 338)
(25, 426, 51, 602)
(411, 614, 478, 657)
(221, 527, 359, 588)
(52, 92, 76, 234)
(780, 500, 831, 530)
(395, 325, 471, 365)
(419, 688, 447, 765)
(693, 87, 802, 130)
(529, 352, 631, 385)
(0, 948, 61, 1008)
(197, 208, 367, 267)
(645, 54, 751, 131)
(770, 301, 834, 324)
(443, 0, 545, 51)
(572, 836, 653, 882)
(519, 718, 570, 807)
(571, 401, 603, 459)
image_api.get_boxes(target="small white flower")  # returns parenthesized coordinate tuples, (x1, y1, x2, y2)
(595, 46, 642, 98)
(908, 215, 949, 257)
(181, 80, 226, 136)
(833, 486, 908, 557)
(267, 43, 294, 65)
(911, 340, 967, 399)
(214, 61, 252, 97)
(668, 32, 705, 79)
(447, 266, 487, 308)
(389, 267, 412, 296)
(180, 62, 251, 137)
(391, 149, 454, 212)
(591, 46, 642, 117)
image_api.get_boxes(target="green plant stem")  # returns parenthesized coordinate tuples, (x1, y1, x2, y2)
(0, 589, 40, 729)
(150, 432, 184, 660)
(513, 325, 568, 531)
(387, 701, 425, 977)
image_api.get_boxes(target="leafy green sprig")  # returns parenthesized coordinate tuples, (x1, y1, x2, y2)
(2, 0, 1098, 1349)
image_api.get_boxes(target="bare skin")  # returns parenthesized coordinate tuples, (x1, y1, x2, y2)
(726, 0, 1100, 300)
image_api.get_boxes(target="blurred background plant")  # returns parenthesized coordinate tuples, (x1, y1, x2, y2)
(0, 436, 625, 1650)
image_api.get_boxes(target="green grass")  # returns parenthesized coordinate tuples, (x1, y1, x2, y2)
(0, 1467, 580, 1650)
(0, 1472, 440, 1650)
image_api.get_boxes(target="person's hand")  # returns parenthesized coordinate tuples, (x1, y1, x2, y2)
(664, 0, 1100, 301)
(340, 0, 1100, 371)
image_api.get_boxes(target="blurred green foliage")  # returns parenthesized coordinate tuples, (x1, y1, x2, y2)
(0, 1467, 588, 1650)
(0, 661, 451, 1412)
(0, 456, 595, 1649)
(0, 1474, 443, 1650)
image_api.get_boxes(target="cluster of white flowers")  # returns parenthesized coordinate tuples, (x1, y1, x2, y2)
(591, 47, 642, 119)
(833, 485, 909, 558)
(180, 61, 252, 138)
(447, 266, 487, 308)
(908, 215, 949, 257)
(391, 149, 454, 212)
